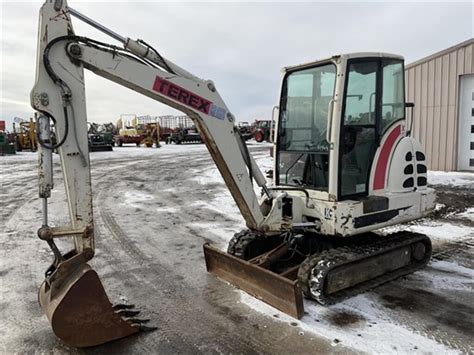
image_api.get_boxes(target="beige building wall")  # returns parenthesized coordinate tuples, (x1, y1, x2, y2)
(405, 38, 474, 171)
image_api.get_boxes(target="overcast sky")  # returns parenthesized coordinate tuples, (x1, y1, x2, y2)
(1, 1, 472, 129)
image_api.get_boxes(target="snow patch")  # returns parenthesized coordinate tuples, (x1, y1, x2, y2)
(239, 292, 454, 353)
(156, 206, 179, 213)
(189, 192, 242, 225)
(120, 190, 154, 208)
(192, 166, 224, 185)
(417, 260, 474, 291)
(381, 220, 473, 242)
(455, 207, 474, 221)
(256, 155, 273, 173)
(428, 170, 473, 187)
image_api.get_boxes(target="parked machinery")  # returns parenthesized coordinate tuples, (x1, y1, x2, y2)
(252, 119, 273, 143)
(13, 117, 37, 152)
(137, 114, 197, 144)
(238, 121, 253, 141)
(87, 122, 113, 151)
(114, 127, 145, 146)
(140, 123, 161, 148)
(0, 120, 15, 155)
(169, 126, 202, 144)
(31, 0, 435, 347)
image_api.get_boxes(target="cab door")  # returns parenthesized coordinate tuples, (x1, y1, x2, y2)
(338, 58, 406, 199)
(339, 59, 379, 199)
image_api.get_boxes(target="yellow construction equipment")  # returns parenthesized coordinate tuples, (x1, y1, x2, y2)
(13, 117, 37, 152)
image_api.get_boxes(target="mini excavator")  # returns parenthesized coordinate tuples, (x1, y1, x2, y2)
(31, 0, 435, 347)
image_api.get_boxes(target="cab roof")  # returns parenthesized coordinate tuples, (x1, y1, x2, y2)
(283, 52, 404, 73)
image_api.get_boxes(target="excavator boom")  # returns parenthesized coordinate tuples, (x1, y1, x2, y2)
(31, 0, 273, 347)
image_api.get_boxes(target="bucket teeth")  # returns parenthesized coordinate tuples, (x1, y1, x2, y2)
(113, 303, 136, 310)
(135, 325, 158, 332)
(126, 318, 150, 324)
(116, 309, 141, 317)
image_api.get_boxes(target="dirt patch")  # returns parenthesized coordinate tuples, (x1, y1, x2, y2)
(381, 288, 474, 336)
(328, 311, 366, 327)
(427, 185, 474, 222)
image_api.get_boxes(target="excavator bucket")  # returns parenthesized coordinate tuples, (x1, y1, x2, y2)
(38, 263, 140, 348)
(203, 243, 304, 319)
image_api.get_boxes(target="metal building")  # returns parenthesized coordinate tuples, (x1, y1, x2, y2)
(405, 38, 474, 171)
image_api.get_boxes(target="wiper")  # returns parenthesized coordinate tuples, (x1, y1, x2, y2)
(285, 153, 305, 183)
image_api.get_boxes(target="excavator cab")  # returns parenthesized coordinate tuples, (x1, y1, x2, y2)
(276, 56, 407, 200)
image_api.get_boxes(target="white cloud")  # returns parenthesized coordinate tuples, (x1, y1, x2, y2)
(1, 1, 472, 131)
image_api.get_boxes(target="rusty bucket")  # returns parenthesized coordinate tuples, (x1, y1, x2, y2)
(38, 263, 140, 347)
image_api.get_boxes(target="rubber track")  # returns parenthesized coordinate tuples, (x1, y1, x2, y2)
(227, 230, 261, 259)
(297, 232, 432, 305)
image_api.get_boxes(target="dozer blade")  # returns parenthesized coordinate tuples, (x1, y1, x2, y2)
(39, 263, 139, 348)
(203, 243, 304, 319)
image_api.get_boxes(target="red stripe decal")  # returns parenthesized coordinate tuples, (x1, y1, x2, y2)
(152, 76, 212, 114)
(373, 125, 401, 190)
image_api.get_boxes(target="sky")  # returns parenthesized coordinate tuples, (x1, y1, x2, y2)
(1, 0, 473, 130)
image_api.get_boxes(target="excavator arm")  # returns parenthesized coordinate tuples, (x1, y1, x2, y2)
(31, 0, 274, 347)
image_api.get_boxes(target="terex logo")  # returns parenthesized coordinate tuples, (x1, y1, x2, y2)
(152, 76, 212, 115)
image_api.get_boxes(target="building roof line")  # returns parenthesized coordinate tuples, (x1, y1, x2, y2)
(406, 38, 474, 69)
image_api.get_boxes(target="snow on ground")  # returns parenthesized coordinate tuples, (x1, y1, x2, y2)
(121, 190, 154, 209)
(0, 151, 39, 162)
(428, 170, 474, 187)
(381, 220, 473, 243)
(156, 206, 179, 213)
(417, 260, 474, 292)
(237, 212, 472, 354)
(455, 207, 474, 221)
(2, 143, 472, 353)
(239, 255, 473, 354)
(191, 148, 272, 186)
(239, 291, 456, 354)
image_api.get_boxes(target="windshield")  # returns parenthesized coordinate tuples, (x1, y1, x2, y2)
(278, 63, 336, 152)
(277, 63, 336, 189)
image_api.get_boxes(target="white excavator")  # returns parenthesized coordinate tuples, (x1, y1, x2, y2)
(31, 0, 435, 348)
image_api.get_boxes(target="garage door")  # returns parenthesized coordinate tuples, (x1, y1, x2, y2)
(458, 74, 474, 171)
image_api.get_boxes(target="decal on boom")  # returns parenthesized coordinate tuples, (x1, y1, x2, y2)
(153, 76, 212, 115)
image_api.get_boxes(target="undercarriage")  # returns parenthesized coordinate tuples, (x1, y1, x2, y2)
(204, 230, 432, 317)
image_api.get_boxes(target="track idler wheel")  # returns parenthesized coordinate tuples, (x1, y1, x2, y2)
(39, 263, 153, 347)
(227, 230, 283, 260)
